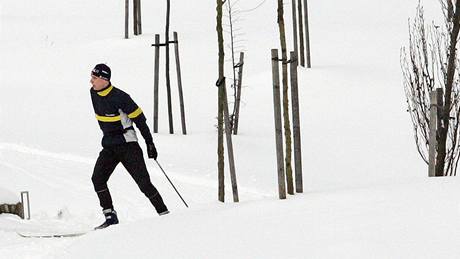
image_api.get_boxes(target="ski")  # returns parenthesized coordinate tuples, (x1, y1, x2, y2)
(17, 231, 88, 238)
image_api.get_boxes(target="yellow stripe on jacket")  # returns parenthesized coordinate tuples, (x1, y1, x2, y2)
(128, 107, 143, 119)
(95, 114, 121, 122)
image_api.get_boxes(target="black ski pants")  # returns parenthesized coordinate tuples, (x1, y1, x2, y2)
(92, 142, 167, 213)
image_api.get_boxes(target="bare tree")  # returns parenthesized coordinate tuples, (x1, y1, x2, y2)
(224, 0, 245, 134)
(277, 0, 294, 194)
(401, 0, 460, 176)
(217, 0, 225, 201)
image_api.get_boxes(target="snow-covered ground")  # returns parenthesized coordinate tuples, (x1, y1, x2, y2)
(1, 0, 458, 258)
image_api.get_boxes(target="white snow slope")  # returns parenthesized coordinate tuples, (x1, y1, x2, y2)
(1, 0, 459, 258)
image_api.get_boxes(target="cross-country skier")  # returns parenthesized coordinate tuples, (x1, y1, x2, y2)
(89, 63, 169, 230)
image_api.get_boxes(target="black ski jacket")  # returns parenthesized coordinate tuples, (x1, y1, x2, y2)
(90, 84, 153, 147)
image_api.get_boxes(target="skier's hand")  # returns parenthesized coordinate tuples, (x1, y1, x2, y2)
(147, 143, 158, 160)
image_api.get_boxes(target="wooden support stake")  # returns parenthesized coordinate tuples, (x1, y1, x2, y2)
(428, 90, 438, 177)
(291, 0, 299, 63)
(133, 0, 138, 35)
(429, 88, 444, 177)
(222, 82, 239, 202)
(304, 0, 311, 68)
(436, 88, 444, 176)
(233, 52, 244, 135)
(297, 0, 305, 67)
(290, 51, 303, 192)
(218, 82, 225, 202)
(124, 0, 129, 39)
(153, 34, 160, 133)
(165, 0, 174, 134)
(174, 32, 187, 135)
(137, 0, 142, 35)
(271, 49, 287, 199)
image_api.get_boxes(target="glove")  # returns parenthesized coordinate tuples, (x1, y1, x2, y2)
(147, 143, 158, 160)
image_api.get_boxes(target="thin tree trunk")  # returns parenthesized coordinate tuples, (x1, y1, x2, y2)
(165, 0, 174, 134)
(290, 51, 303, 192)
(222, 84, 239, 202)
(133, 0, 138, 35)
(233, 52, 244, 135)
(138, 0, 142, 35)
(174, 32, 187, 135)
(217, 0, 225, 202)
(272, 49, 287, 200)
(291, 0, 299, 63)
(298, 0, 305, 67)
(153, 34, 160, 133)
(277, 0, 294, 195)
(436, 1, 460, 177)
(304, 0, 311, 68)
(227, 0, 238, 133)
(125, 0, 129, 39)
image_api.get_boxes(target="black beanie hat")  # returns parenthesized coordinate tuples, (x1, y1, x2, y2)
(92, 64, 111, 81)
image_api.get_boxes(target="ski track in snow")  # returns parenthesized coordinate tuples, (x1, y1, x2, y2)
(0, 142, 271, 199)
(0, 143, 94, 165)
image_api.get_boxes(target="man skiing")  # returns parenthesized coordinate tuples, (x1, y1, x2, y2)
(89, 63, 169, 230)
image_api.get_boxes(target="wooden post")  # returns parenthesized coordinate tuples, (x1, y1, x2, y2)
(153, 34, 160, 133)
(291, 0, 299, 63)
(165, 0, 174, 134)
(124, 0, 129, 39)
(222, 82, 239, 202)
(290, 51, 303, 192)
(304, 0, 311, 68)
(271, 49, 287, 199)
(133, 0, 138, 35)
(233, 52, 244, 135)
(436, 88, 444, 176)
(428, 90, 438, 177)
(218, 79, 225, 202)
(174, 32, 187, 135)
(137, 0, 142, 35)
(218, 81, 225, 202)
(297, 0, 305, 67)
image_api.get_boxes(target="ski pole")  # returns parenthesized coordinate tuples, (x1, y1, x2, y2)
(155, 160, 189, 208)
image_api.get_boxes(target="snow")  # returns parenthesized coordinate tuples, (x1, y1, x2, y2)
(0, 187, 18, 204)
(0, 0, 456, 258)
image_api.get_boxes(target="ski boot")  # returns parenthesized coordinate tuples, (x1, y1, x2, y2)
(95, 208, 119, 230)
